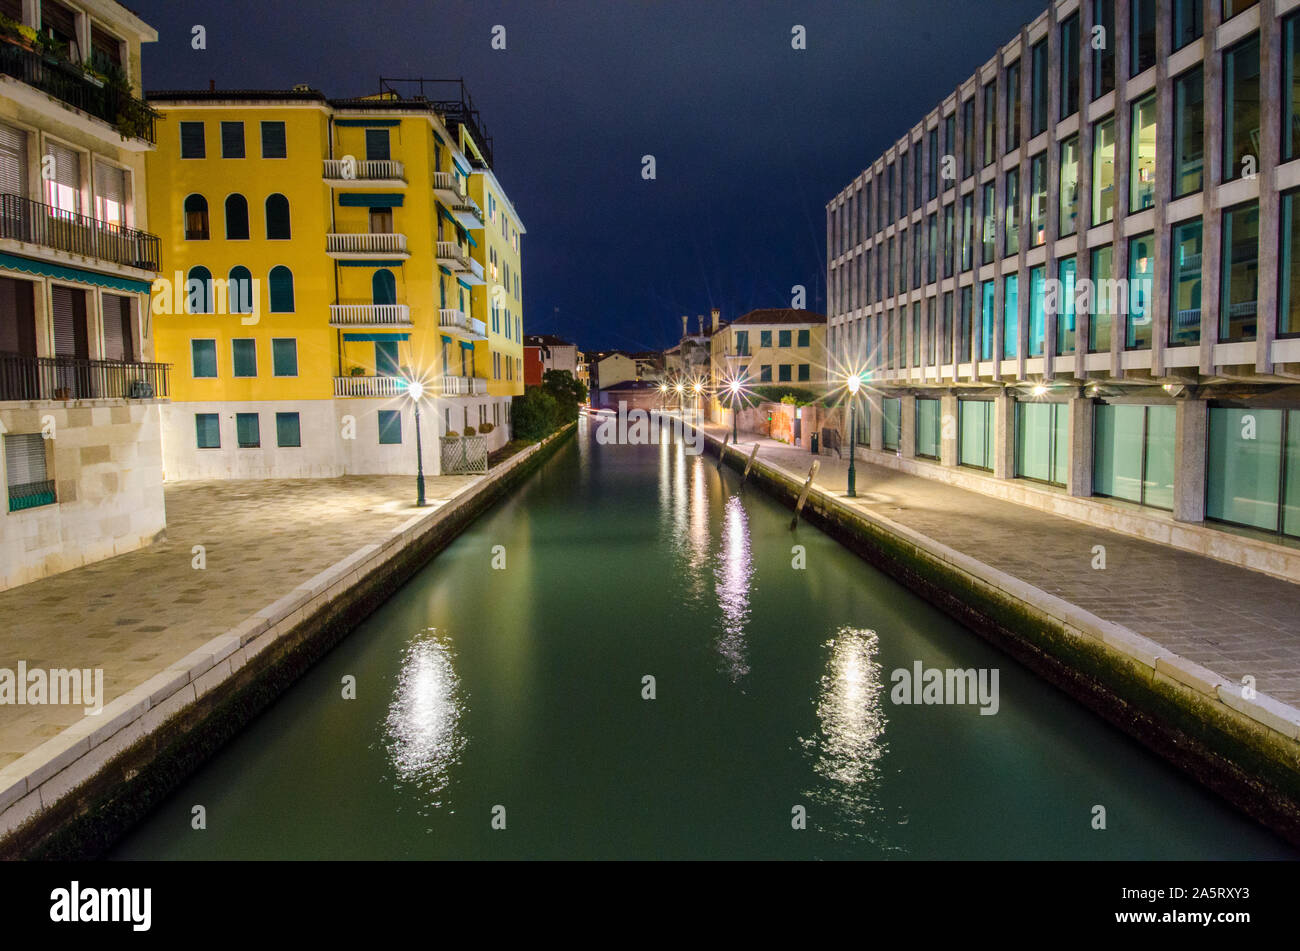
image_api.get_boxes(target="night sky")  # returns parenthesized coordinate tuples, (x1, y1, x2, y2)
(130, 0, 1047, 352)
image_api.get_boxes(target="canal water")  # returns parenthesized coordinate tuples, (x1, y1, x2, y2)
(112, 419, 1296, 859)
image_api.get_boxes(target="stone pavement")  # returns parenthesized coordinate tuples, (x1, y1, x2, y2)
(701, 421, 1300, 707)
(0, 474, 476, 769)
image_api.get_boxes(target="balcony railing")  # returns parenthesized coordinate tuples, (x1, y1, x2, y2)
(436, 240, 470, 269)
(322, 158, 405, 182)
(326, 232, 408, 255)
(333, 374, 407, 398)
(450, 194, 484, 227)
(329, 303, 412, 327)
(439, 308, 487, 339)
(441, 374, 486, 396)
(0, 351, 169, 402)
(0, 38, 156, 143)
(0, 194, 160, 270)
(433, 171, 463, 199)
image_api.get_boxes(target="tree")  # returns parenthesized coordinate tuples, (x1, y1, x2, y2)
(511, 387, 559, 442)
(541, 369, 587, 423)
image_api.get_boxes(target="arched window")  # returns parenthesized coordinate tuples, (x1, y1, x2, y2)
(372, 269, 396, 306)
(225, 194, 249, 240)
(186, 265, 213, 314)
(228, 266, 253, 314)
(265, 194, 291, 239)
(269, 266, 294, 313)
(183, 194, 209, 240)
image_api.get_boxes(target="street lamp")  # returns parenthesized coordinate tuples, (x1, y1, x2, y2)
(845, 373, 860, 498)
(727, 378, 741, 442)
(692, 380, 703, 422)
(407, 379, 427, 507)
(674, 381, 684, 414)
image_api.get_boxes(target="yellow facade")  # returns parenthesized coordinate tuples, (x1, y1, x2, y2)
(145, 87, 525, 478)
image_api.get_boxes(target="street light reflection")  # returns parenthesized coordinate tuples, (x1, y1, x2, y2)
(383, 629, 466, 812)
(714, 495, 753, 682)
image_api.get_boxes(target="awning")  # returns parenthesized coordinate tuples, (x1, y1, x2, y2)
(334, 119, 400, 127)
(0, 253, 153, 294)
(337, 260, 406, 268)
(338, 194, 404, 207)
(343, 332, 410, 341)
(459, 340, 475, 349)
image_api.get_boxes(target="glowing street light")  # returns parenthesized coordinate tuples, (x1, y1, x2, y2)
(846, 373, 861, 498)
(407, 378, 427, 507)
(727, 377, 741, 442)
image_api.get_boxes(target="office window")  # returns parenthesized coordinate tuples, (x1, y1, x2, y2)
(1173, 67, 1204, 197)
(1056, 257, 1077, 356)
(1286, 15, 1300, 163)
(275, 412, 301, 448)
(272, 338, 298, 376)
(1029, 265, 1046, 356)
(943, 204, 954, 278)
(916, 398, 941, 459)
(887, 161, 895, 220)
(962, 98, 976, 178)
(927, 297, 937, 364)
(1207, 407, 1300, 536)
(180, 121, 205, 159)
(1223, 35, 1261, 184)
(261, 121, 287, 159)
(941, 291, 953, 364)
(960, 195, 973, 271)
(778, 364, 792, 382)
(958, 284, 972, 362)
(913, 140, 923, 211)
(235, 413, 260, 448)
(1060, 137, 1080, 237)
(959, 399, 994, 470)
(927, 213, 938, 282)
(913, 222, 922, 287)
(981, 182, 996, 264)
(1170, 218, 1203, 346)
(1094, 404, 1175, 509)
(1220, 202, 1260, 342)
(901, 151, 911, 214)
(269, 266, 294, 312)
(883, 397, 902, 450)
(1281, 191, 1300, 336)
(191, 339, 217, 378)
(195, 413, 219, 449)
(1015, 401, 1068, 485)
(798, 364, 810, 382)
(1030, 40, 1048, 137)
(943, 116, 956, 191)
(1173, 0, 1203, 50)
(928, 128, 939, 199)
(1130, 95, 1157, 212)
(183, 194, 209, 240)
(1060, 13, 1080, 118)
(980, 280, 995, 360)
(1224, 0, 1259, 19)
(1127, 233, 1154, 350)
(1090, 245, 1114, 352)
(983, 81, 997, 167)
(220, 121, 245, 159)
(231, 338, 256, 377)
(1006, 59, 1021, 152)
(798, 329, 810, 347)
(1093, 0, 1115, 99)
(1003, 273, 1019, 358)
(1131, 0, 1156, 76)
(1092, 116, 1116, 224)
(760, 365, 772, 383)
(1029, 152, 1047, 247)
(1004, 169, 1020, 256)
(912, 302, 921, 366)
(888, 236, 896, 295)
(225, 194, 249, 240)
(266, 194, 291, 239)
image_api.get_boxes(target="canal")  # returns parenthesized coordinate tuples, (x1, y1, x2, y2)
(112, 419, 1296, 859)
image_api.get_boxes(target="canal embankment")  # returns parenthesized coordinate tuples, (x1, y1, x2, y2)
(690, 422, 1300, 845)
(0, 424, 576, 859)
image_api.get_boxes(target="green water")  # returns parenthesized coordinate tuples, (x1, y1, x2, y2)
(112, 420, 1296, 859)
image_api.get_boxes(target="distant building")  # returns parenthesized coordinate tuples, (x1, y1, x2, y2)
(590, 350, 637, 391)
(594, 378, 660, 411)
(709, 308, 828, 421)
(664, 309, 718, 383)
(523, 333, 579, 387)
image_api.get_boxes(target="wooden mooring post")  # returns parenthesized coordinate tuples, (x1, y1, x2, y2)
(740, 442, 760, 486)
(790, 460, 820, 530)
(715, 432, 729, 472)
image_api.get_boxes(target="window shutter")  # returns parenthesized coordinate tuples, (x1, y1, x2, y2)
(0, 122, 27, 197)
(102, 293, 128, 360)
(93, 161, 126, 227)
(4, 432, 47, 487)
(51, 285, 79, 356)
(180, 122, 205, 158)
(260, 122, 286, 159)
(221, 122, 245, 159)
(45, 142, 79, 213)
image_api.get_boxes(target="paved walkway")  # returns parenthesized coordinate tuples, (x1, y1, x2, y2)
(0, 474, 476, 769)
(702, 421, 1300, 707)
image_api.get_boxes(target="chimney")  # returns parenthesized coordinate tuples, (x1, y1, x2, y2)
(681, 315, 688, 338)
(209, 79, 215, 92)
(710, 308, 720, 334)
(697, 314, 704, 336)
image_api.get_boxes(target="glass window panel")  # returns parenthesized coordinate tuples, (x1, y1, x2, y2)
(943, 204, 954, 278)
(1015, 402, 1054, 482)
(1031, 40, 1048, 136)
(1144, 405, 1176, 510)
(1282, 191, 1300, 335)
(1093, 0, 1115, 99)
(1094, 403, 1145, 502)
(1092, 116, 1116, 224)
(1057, 256, 1077, 355)
(1029, 152, 1047, 246)
(961, 194, 973, 271)
(1060, 136, 1080, 237)
(1173, 0, 1203, 51)
(959, 284, 973, 362)
(1130, 95, 1157, 211)
(883, 397, 902, 450)
(1007, 60, 1021, 152)
(1173, 67, 1204, 197)
(917, 398, 941, 458)
(959, 400, 993, 469)
(1286, 16, 1300, 163)
(1285, 410, 1300, 537)
(1090, 245, 1114, 351)
(1061, 14, 1080, 118)
(1220, 202, 1259, 343)
(1170, 218, 1203, 346)
(1127, 233, 1154, 350)
(983, 81, 997, 167)
(1029, 265, 1046, 356)
(980, 280, 996, 360)
(1223, 35, 1261, 184)
(1005, 169, 1020, 256)
(1003, 273, 1019, 358)
(1131, 0, 1156, 76)
(982, 182, 997, 263)
(1207, 406, 1283, 531)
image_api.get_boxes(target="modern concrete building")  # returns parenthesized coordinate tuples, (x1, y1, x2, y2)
(828, 0, 1300, 569)
(0, 0, 164, 591)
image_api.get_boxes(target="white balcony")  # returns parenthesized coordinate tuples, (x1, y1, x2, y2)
(327, 232, 409, 258)
(323, 158, 406, 186)
(333, 375, 407, 398)
(329, 304, 412, 328)
(436, 240, 471, 270)
(462, 255, 485, 285)
(440, 374, 487, 396)
(450, 193, 484, 229)
(433, 171, 463, 204)
(439, 308, 488, 340)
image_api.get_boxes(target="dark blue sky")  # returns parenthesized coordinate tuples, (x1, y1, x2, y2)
(131, 0, 1046, 352)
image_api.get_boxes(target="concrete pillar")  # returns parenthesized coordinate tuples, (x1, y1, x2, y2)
(993, 389, 1015, 478)
(900, 394, 917, 459)
(1174, 398, 1208, 523)
(1067, 395, 1093, 497)
(940, 393, 959, 466)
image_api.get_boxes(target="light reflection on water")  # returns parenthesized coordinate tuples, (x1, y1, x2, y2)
(713, 494, 753, 682)
(382, 629, 467, 815)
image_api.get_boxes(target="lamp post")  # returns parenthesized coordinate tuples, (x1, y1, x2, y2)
(693, 380, 703, 424)
(408, 380, 427, 507)
(728, 379, 740, 442)
(674, 381, 684, 416)
(846, 373, 860, 498)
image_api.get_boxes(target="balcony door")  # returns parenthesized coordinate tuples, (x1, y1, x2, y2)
(365, 130, 390, 162)
(0, 122, 27, 228)
(374, 340, 399, 377)
(44, 142, 79, 216)
(0, 277, 37, 400)
(372, 269, 396, 306)
(51, 285, 89, 397)
(102, 293, 134, 362)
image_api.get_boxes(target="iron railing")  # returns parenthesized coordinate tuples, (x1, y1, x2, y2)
(0, 193, 160, 270)
(0, 39, 156, 143)
(0, 351, 169, 401)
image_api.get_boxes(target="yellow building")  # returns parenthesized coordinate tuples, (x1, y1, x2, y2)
(708, 308, 828, 421)
(145, 80, 525, 479)
(0, 0, 163, 590)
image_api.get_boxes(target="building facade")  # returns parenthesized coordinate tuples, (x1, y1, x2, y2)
(523, 332, 578, 386)
(828, 0, 1300, 564)
(0, 0, 163, 591)
(146, 80, 524, 480)
(707, 308, 828, 424)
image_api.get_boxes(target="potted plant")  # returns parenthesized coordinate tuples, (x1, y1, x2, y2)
(463, 425, 477, 436)
(445, 430, 460, 439)
(478, 422, 494, 435)
(348, 365, 365, 377)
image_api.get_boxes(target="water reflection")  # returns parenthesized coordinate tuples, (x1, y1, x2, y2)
(800, 627, 893, 846)
(713, 495, 753, 682)
(382, 629, 467, 813)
